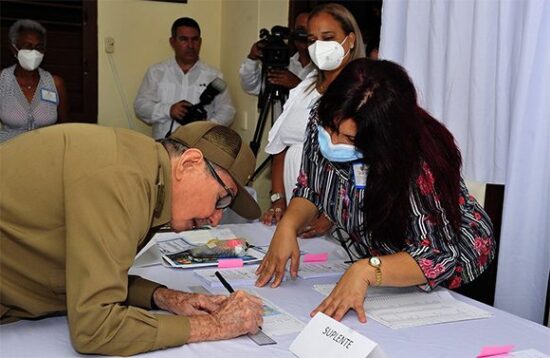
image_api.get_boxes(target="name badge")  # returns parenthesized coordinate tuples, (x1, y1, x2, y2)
(40, 89, 58, 104)
(290, 312, 386, 358)
(353, 162, 368, 189)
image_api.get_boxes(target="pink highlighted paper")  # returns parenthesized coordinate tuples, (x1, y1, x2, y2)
(303, 252, 329, 263)
(477, 345, 515, 358)
(217, 259, 243, 268)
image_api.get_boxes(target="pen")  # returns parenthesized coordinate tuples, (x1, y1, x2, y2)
(215, 271, 262, 330)
(215, 271, 234, 293)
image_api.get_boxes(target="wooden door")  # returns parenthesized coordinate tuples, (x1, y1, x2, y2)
(1, 0, 98, 123)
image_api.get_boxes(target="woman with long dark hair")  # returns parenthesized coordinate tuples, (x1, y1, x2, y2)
(256, 59, 495, 322)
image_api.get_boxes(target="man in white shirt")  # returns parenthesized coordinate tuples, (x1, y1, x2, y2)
(135, 17, 236, 139)
(239, 11, 313, 96)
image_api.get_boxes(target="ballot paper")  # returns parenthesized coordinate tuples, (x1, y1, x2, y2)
(191, 285, 305, 337)
(195, 261, 346, 287)
(314, 284, 492, 329)
(253, 291, 306, 337)
(297, 261, 349, 279)
(194, 265, 285, 288)
(509, 350, 550, 358)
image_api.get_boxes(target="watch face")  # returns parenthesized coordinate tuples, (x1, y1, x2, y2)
(270, 193, 281, 202)
(370, 257, 381, 266)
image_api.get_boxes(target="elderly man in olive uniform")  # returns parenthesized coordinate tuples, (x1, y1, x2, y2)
(0, 122, 264, 355)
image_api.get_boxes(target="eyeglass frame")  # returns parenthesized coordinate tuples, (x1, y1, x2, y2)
(204, 159, 235, 210)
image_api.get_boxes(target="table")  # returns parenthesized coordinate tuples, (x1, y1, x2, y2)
(1, 223, 549, 357)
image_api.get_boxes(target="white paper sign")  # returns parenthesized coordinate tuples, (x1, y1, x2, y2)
(290, 312, 386, 358)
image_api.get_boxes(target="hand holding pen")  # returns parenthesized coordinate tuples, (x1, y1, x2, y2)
(215, 271, 264, 330)
(187, 276, 264, 342)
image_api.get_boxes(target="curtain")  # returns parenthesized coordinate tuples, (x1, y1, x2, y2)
(380, 0, 550, 323)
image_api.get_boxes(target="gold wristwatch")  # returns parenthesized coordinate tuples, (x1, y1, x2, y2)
(368, 256, 382, 286)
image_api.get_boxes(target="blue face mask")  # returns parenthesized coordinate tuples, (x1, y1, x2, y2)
(317, 125, 363, 162)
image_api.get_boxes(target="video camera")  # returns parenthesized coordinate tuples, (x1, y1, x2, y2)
(258, 25, 308, 69)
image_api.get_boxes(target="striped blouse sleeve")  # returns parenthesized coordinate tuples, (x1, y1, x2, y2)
(293, 110, 323, 210)
(404, 163, 496, 292)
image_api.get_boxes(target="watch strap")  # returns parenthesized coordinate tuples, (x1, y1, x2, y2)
(270, 192, 284, 203)
(368, 257, 382, 286)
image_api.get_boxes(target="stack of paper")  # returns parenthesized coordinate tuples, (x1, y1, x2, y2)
(297, 261, 349, 279)
(314, 284, 492, 329)
(248, 289, 306, 337)
(194, 266, 266, 288)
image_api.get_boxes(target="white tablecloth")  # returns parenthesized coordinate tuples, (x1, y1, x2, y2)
(1, 223, 549, 357)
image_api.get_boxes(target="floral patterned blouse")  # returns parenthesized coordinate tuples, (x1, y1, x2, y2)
(293, 111, 496, 292)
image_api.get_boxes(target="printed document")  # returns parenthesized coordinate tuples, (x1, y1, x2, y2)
(314, 284, 492, 329)
(251, 290, 306, 336)
(194, 265, 277, 288)
(297, 261, 349, 279)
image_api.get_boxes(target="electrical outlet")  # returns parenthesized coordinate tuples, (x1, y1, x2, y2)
(241, 111, 248, 130)
(105, 37, 115, 54)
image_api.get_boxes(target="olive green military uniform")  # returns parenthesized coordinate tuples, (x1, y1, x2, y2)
(0, 124, 189, 355)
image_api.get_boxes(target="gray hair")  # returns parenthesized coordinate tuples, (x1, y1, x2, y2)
(8, 19, 47, 45)
(159, 137, 223, 172)
(160, 138, 188, 158)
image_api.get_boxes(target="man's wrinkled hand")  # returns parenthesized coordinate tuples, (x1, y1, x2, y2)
(153, 288, 227, 316)
(187, 291, 264, 342)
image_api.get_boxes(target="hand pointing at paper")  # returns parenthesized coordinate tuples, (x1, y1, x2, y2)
(310, 260, 370, 323)
(256, 198, 319, 288)
(311, 253, 428, 322)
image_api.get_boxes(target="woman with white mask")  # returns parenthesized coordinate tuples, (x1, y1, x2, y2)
(262, 3, 365, 238)
(0, 19, 68, 143)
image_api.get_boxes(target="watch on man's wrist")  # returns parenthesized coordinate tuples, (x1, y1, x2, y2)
(270, 192, 284, 203)
(368, 256, 382, 286)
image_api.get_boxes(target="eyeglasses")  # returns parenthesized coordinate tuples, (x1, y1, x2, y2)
(331, 227, 369, 264)
(204, 159, 235, 209)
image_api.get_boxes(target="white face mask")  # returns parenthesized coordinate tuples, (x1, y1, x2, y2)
(308, 35, 350, 71)
(15, 48, 44, 71)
